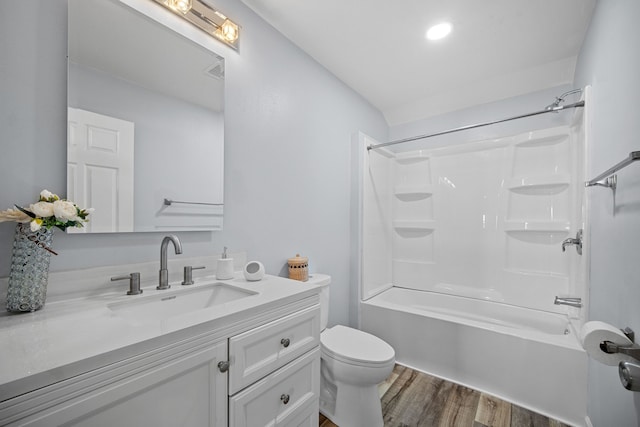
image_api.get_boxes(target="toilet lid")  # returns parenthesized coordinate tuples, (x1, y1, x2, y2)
(321, 325, 395, 366)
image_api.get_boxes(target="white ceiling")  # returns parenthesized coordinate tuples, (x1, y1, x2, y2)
(239, 0, 595, 126)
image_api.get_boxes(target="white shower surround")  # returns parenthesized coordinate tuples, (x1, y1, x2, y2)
(355, 93, 589, 426)
(361, 123, 587, 311)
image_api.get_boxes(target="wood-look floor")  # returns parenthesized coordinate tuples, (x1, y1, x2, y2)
(319, 364, 570, 427)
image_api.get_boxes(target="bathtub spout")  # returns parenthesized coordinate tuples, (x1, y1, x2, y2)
(554, 296, 582, 308)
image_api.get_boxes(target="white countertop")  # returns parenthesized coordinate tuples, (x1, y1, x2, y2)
(0, 273, 319, 401)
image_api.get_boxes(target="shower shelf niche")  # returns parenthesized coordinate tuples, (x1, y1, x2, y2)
(392, 259, 435, 265)
(504, 220, 571, 248)
(395, 151, 429, 162)
(514, 133, 569, 147)
(506, 174, 571, 195)
(394, 185, 434, 198)
(392, 220, 435, 232)
(504, 220, 571, 232)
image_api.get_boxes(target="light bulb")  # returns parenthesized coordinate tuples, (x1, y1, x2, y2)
(220, 19, 239, 43)
(168, 0, 191, 14)
(426, 22, 452, 41)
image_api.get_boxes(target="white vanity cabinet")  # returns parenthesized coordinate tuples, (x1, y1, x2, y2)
(0, 335, 229, 427)
(0, 295, 321, 427)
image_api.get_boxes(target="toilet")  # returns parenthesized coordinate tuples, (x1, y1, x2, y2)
(308, 274, 395, 427)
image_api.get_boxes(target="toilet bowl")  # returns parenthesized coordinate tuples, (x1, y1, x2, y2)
(308, 274, 395, 427)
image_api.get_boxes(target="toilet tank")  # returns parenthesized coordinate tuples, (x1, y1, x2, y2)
(306, 274, 331, 330)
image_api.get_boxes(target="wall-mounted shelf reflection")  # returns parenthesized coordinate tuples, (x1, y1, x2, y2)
(164, 198, 224, 207)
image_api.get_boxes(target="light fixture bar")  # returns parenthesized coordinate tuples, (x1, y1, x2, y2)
(151, 0, 239, 50)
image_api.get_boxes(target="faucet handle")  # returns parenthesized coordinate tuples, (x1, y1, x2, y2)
(182, 266, 205, 286)
(111, 272, 143, 295)
(561, 229, 583, 255)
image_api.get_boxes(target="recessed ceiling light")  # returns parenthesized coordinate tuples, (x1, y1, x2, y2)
(426, 22, 452, 41)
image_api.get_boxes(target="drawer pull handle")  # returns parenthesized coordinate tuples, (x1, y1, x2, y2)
(280, 338, 290, 348)
(280, 394, 290, 405)
(217, 361, 230, 373)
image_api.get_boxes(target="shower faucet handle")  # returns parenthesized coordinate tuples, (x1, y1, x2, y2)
(561, 229, 583, 255)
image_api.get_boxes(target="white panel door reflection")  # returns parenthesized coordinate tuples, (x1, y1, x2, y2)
(67, 108, 134, 232)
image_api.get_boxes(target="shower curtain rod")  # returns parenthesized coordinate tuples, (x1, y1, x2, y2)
(367, 100, 585, 151)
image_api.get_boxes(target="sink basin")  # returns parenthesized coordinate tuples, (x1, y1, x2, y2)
(108, 282, 258, 322)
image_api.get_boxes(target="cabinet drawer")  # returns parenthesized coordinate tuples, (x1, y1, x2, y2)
(229, 305, 320, 394)
(279, 401, 319, 427)
(229, 348, 320, 427)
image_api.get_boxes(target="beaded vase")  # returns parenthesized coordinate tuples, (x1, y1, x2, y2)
(6, 223, 54, 312)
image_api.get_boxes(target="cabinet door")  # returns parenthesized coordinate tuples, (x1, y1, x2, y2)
(229, 305, 320, 394)
(3, 340, 227, 427)
(229, 348, 320, 427)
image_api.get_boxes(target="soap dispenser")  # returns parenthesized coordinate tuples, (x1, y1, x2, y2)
(216, 247, 234, 280)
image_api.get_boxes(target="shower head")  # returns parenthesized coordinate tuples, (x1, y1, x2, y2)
(545, 89, 583, 112)
(544, 96, 563, 111)
(544, 98, 562, 112)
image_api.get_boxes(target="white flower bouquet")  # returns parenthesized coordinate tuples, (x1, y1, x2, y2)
(0, 189, 92, 232)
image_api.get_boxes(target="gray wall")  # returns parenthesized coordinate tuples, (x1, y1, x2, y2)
(574, 0, 640, 426)
(0, 0, 388, 328)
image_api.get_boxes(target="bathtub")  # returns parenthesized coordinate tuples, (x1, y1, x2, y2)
(360, 287, 587, 427)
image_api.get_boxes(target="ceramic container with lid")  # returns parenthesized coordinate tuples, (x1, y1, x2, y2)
(287, 254, 308, 281)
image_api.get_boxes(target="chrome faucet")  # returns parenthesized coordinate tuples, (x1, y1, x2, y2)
(158, 235, 183, 290)
(561, 229, 583, 255)
(554, 296, 582, 308)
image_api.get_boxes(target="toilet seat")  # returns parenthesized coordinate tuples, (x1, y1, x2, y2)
(321, 325, 395, 367)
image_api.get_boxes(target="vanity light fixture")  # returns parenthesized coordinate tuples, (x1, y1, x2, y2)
(152, 0, 240, 50)
(167, 0, 192, 14)
(426, 22, 452, 41)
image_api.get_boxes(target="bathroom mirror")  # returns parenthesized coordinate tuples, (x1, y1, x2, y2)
(67, 0, 224, 233)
